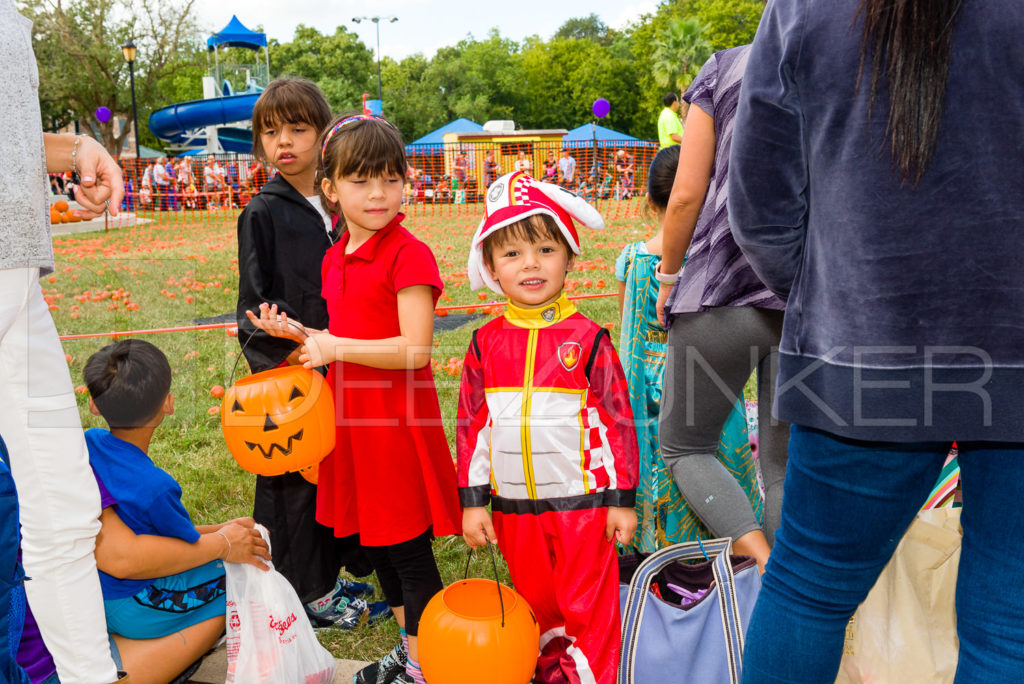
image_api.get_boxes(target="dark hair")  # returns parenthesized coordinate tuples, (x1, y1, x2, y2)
(251, 78, 333, 161)
(662, 92, 679, 107)
(647, 145, 681, 211)
(481, 213, 572, 269)
(857, 0, 963, 184)
(315, 114, 407, 224)
(83, 340, 172, 429)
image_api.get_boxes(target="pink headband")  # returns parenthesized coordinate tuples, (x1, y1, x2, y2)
(320, 115, 397, 168)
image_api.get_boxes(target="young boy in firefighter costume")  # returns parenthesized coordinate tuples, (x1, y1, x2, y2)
(458, 171, 639, 684)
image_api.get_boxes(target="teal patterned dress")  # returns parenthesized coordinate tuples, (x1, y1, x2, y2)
(616, 241, 763, 552)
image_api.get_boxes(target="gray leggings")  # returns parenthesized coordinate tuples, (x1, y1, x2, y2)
(659, 306, 788, 544)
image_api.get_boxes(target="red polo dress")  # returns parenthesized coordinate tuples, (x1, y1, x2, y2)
(316, 213, 460, 546)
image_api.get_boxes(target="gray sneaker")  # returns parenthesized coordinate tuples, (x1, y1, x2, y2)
(305, 595, 368, 630)
(352, 642, 408, 684)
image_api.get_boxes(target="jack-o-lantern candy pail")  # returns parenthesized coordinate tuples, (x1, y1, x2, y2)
(221, 366, 335, 476)
(419, 578, 539, 684)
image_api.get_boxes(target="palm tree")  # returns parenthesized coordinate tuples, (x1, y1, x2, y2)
(651, 18, 713, 96)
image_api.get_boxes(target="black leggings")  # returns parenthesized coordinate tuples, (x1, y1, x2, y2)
(362, 528, 442, 636)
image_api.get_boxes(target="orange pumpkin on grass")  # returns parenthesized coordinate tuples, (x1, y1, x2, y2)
(220, 366, 335, 476)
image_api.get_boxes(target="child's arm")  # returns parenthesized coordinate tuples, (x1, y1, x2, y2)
(237, 205, 305, 371)
(462, 507, 497, 549)
(605, 506, 638, 546)
(457, 330, 496, 546)
(194, 515, 257, 534)
(587, 329, 640, 545)
(298, 285, 435, 370)
(614, 246, 632, 318)
(96, 508, 270, 578)
(245, 302, 322, 342)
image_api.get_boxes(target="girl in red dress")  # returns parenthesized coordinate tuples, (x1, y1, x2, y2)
(248, 114, 460, 684)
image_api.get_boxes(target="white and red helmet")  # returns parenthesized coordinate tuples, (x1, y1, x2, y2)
(468, 171, 605, 294)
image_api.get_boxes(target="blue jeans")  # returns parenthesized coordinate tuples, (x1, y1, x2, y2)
(742, 425, 1024, 683)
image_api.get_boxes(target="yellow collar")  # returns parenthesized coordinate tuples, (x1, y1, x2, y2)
(504, 293, 577, 329)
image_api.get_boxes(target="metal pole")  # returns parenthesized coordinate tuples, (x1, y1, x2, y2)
(375, 20, 382, 101)
(129, 60, 140, 160)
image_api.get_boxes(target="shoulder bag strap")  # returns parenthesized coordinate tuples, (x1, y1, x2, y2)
(618, 538, 737, 684)
(711, 543, 745, 683)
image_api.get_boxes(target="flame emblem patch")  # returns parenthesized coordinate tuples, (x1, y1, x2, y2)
(558, 342, 582, 371)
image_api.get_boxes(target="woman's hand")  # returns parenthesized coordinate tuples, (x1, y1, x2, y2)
(245, 303, 307, 342)
(64, 136, 125, 218)
(605, 506, 638, 546)
(656, 282, 674, 328)
(462, 507, 497, 549)
(217, 522, 271, 570)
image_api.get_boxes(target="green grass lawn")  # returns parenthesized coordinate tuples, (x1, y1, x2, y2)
(48, 202, 653, 660)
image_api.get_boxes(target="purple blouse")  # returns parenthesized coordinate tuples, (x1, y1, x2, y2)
(665, 45, 785, 322)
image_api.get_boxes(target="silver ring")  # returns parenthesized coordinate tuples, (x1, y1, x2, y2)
(104, 199, 110, 214)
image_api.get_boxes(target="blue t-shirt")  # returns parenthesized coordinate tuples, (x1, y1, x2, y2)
(85, 428, 199, 598)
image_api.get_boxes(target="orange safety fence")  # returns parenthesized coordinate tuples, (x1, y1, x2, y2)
(56, 293, 618, 342)
(50, 139, 657, 229)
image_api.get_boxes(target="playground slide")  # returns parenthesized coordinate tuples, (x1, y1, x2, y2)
(148, 93, 259, 154)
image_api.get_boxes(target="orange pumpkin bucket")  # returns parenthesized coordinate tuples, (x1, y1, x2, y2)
(419, 548, 539, 684)
(220, 323, 335, 476)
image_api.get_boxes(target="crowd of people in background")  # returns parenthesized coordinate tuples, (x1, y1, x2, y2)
(397, 146, 641, 206)
(53, 144, 647, 214)
(113, 156, 274, 213)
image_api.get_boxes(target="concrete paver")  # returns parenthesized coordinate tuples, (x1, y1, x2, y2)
(188, 643, 368, 683)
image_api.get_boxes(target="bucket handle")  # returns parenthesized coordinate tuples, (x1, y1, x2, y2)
(463, 541, 506, 627)
(228, 317, 311, 386)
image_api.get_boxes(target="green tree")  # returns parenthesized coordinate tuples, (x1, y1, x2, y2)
(650, 17, 712, 96)
(682, 0, 764, 52)
(380, 54, 448, 142)
(23, 0, 206, 155)
(269, 25, 376, 113)
(382, 31, 521, 142)
(514, 36, 641, 135)
(553, 14, 614, 46)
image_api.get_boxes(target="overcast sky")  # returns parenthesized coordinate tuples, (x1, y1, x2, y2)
(194, 0, 658, 61)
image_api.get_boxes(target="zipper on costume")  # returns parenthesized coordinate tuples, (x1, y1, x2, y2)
(521, 329, 539, 499)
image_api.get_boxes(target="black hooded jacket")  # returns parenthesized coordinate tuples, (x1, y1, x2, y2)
(236, 174, 339, 372)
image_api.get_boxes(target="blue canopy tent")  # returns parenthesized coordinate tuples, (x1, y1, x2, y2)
(207, 15, 267, 50)
(406, 118, 483, 154)
(206, 16, 269, 95)
(563, 123, 643, 149)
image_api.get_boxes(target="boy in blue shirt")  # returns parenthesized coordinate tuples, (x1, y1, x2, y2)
(82, 339, 246, 645)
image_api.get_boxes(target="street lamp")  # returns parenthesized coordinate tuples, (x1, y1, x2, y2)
(351, 16, 398, 102)
(121, 39, 140, 160)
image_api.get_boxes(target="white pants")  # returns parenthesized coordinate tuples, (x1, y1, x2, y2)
(0, 268, 117, 683)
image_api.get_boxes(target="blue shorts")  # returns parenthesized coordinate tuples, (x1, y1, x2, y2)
(104, 560, 226, 640)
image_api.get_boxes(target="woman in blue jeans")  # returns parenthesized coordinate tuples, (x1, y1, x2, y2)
(729, 0, 1024, 681)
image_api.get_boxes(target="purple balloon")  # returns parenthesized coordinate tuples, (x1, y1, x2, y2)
(592, 98, 610, 119)
(95, 106, 112, 123)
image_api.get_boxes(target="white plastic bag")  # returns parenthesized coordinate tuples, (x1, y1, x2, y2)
(225, 524, 336, 683)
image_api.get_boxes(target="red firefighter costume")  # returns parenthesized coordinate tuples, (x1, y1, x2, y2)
(457, 293, 639, 684)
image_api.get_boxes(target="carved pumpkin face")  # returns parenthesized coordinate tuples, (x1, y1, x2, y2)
(221, 366, 335, 476)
